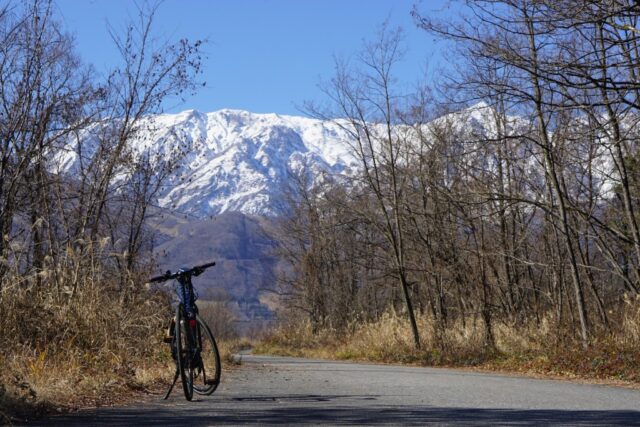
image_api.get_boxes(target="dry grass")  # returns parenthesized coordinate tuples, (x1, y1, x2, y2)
(0, 272, 174, 423)
(0, 269, 258, 424)
(217, 338, 254, 367)
(256, 304, 640, 385)
(256, 310, 492, 365)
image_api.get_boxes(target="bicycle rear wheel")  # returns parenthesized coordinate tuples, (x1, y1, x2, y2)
(175, 305, 194, 401)
(193, 314, 221, 395)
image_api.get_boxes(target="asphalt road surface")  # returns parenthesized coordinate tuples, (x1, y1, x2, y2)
(37, 354, 640, 426)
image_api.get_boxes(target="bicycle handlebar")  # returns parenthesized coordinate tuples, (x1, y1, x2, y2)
(148, 261, 216, 283)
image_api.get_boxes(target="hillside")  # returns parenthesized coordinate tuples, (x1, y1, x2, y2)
(151, 211, 278, 323)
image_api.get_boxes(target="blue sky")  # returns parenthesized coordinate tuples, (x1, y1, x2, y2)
(55, 0, 451, 116)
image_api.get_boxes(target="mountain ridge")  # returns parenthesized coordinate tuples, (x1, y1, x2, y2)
(147, 108, 360, 217)
(57, 103, 529, 219)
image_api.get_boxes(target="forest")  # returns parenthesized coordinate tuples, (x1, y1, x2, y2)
(265, 0, 640, 372)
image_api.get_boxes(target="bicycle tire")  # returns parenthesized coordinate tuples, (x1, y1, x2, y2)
(193, 314, 221, 395)
(175, 305, 194, 401)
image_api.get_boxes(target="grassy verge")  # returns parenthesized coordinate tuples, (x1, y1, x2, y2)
(0, 266, 254, 424)
(0, 347, 172, 420)
(254, 310, 640, 387)
(0, 280, 174, 423)
(1, 318, 252, 425)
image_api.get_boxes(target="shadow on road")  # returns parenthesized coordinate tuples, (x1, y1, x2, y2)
(38, 399, 640, 426)
(231, 394, 379, 403)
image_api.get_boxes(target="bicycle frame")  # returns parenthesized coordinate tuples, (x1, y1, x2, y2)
(176, 271, 198, 319)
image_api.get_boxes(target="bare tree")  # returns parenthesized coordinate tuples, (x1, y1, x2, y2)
(304, 25, 422, 348)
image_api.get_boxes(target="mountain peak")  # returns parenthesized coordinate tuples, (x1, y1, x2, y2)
(60, 104, 516, 218)
(146, 109, 359, 217)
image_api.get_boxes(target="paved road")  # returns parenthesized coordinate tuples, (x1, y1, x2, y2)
(38, 354, 640, 426)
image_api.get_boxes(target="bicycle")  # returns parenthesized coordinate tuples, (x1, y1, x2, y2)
(148, 262, 221, 401)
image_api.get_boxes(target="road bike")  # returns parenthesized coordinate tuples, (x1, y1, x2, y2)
(148, 262, 221, 401)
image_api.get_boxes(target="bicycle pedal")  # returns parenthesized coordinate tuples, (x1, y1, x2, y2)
(163, 335, 173, 343)
(205, 379, 217, 385)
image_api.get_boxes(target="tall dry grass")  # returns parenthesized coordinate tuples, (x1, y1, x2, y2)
(0, 256, 175, 422)
(257, 303, 640, 383)
(0, 256, 255, 423)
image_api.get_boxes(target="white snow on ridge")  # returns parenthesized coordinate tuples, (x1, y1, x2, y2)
(56, 104, 626, 218)
(132, 109, 360, 217)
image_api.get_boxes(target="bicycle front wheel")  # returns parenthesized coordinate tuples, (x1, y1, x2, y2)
(193, 314, 221, 395)
(175, 305, 194, 401)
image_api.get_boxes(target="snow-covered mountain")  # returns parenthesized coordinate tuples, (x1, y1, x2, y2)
(54, 108, 360, 217)
(125, 104, 513, 218)
(56, 103, 623, 219)
(140, 109, 358, 217)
